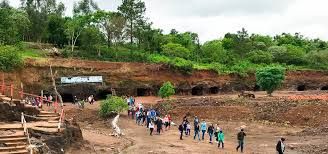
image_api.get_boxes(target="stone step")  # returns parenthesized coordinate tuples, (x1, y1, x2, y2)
(0, 137, 27, 143)
(0, 145, 26, 152)
(0, 149, 28, 154)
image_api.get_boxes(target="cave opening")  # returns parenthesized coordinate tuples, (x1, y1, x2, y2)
(297, 85, 306, 91)
(321, 86, 328, 90)
(209, 87, 219, 94)
(192, 86, 203, 96)
(96, 89, 112, 100)
(137, 88, 149, 96)
(254, 84, 261, 91)
(61, 93, 74, 102)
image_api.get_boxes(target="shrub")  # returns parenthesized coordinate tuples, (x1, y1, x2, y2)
(169, 57, 193, 74)
(147, 54, 170, 64)
(161, 43, 191, 59)
(306, 50, 328, 69)
(269, 45, 306, 65)
(99, 95, 128, 117)
(0, 46, 23, 72)
(158, 81, 175, 98)
(246, 50, 273, 64)
(256, 66, 285, 96)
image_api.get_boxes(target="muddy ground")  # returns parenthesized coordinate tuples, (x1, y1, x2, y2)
(64, 91, 328, 154)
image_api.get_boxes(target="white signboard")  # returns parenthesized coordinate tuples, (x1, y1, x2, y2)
(61, 76, 103, 84)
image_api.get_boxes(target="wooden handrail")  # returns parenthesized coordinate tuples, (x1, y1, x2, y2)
(21, 112, 32, 153)
(58, 108, 64, 132)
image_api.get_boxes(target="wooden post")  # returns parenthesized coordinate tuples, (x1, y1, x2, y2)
(1, 74, 4, 95)
(10, 83, 13, 101)
(40, 90, 43, 108)
(20, 83, 24, 99)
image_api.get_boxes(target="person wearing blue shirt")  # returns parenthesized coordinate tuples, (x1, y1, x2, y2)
(200, 120, 207, 140)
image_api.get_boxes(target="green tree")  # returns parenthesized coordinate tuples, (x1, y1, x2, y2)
(200, 40, 227, 63)
(79, 26, 104, 56)
(0, 7, 30, 44)
(99, 96, 128, 117)
(158, 81, 175, 98)
(47, 14, 67, 47)
(0, 46, 24, 72)
(246, 50, 273, 64)
(222, 28, 252, 57)
(73, 0, 99, 16)
(161, 43, 191, 59)
(118, 0, 146, 45)
(65, 15, 89, 52)
(306, 50, 328, 69)
(256, 66, 285, 96)
(269, 45, 306, 65)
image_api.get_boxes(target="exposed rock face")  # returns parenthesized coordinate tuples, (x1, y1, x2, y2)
(30, 120, 83, 154)
(0, 102, 40, 122)
(2, 58, 328, 98)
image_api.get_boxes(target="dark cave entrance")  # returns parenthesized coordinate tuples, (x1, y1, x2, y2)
(96, 89, 112, 100)
(321, 86, 328, 90)
(137, 88, 149, 96)
(61, 93, 74, 102)
(209, 87, 219, 94)
(192, 86, 204, 96)
(297, 85, 306, 91)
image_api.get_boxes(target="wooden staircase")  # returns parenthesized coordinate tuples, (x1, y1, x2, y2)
(0, 129, 28, 154)
(0, 93, 65, 154)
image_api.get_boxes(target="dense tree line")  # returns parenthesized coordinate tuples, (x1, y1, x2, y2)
(1, 0, 328, 74)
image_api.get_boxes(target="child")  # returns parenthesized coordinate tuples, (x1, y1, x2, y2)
(186, 122, 191, 136)
(218, 130, 225, 149)
(149, 121, 154, 136)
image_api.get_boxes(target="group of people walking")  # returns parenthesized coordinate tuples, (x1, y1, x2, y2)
(178, 116, 286, 153)
(178, 116, 232, 150)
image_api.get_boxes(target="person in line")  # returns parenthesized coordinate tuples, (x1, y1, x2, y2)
(218, 130, 225, 149)
(194, 116, 199, 128)
(146, 110, 151, 128)
(164, 115, 169, 131)
(88, 95, 93, 104)
(236, 128, 247, 153)
(276, 138, 286, 154)
(149, 121, 154, 136)
(156, 118, 163, 135)
(200, 120, 207, 141)
(168, 114, 172, 129)
(207, 124, 214, 143)
(47, 95, 53, 106)
(186, 122, 191, 136)
(131, 105, 136, 119)
(178, 122, 184, 140)
(194, 124, 200, 141)
(142, 110, 147, 126)
(183, 118, 189, 135)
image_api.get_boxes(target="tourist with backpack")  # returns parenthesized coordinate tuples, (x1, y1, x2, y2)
(218, 130, 225, 148)
(186, 122, 191, 136)
(194, 124, 201, 141)
(236, 128, 247, 153)
(200, 120, 207, 140)
(207, 124, 214, 143)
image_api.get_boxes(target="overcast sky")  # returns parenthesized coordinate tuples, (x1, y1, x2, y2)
(9, 0, 328, 42)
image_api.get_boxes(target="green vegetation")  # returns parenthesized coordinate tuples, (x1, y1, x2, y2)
(0, 46, 24, 71)
(158, 81, 175, 98)
(256, 66, 286, 96)
(99, 95, 128, 117)
(1, 0, 328, 74)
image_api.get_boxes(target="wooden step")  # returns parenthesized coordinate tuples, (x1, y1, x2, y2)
(31, 127, 61, 133)
(0, 137, 27, 142)
(36, 117, 59, 121)
(0, 149, 28, 154)
(47, 120, 59, 123)
(37, 114, 59, 117)
(0, 145, 26, 152)
(0, 132, 25, 139)
(3, 142, 27, 147)
(40, 111, 57, 114)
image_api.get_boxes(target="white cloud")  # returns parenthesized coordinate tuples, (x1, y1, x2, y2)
(8, 0, 328, 42)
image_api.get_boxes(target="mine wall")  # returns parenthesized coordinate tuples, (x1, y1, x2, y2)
(2, 58, 328, 100)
